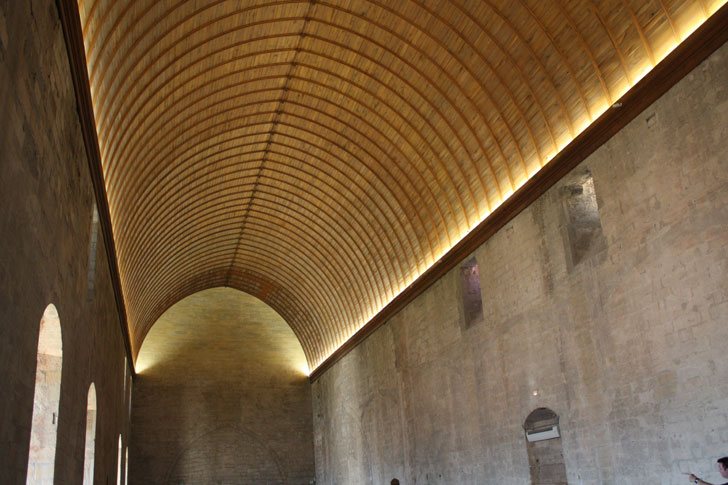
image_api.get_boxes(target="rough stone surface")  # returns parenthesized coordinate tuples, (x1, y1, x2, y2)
(129, 288, 315, 485)
(312, 42, 728, 485)
(0, 1, 131, 483)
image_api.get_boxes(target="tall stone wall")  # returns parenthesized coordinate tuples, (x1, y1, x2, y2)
(129, 288, 315, 485)
(0, 1, 132, 483)
(312, 42, 728, 484)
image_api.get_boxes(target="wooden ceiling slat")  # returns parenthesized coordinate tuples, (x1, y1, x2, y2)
(104, 32, 484, 233)
(234, 220, 363, 337)
(312, 3, 501, 203)
(245, 200, 384, 312)
(123, 146, 402, 300)
(457, 0, 563, 152)
(108, 51, 473, 240)
(555, 0, 614, 105)
(132, 242, 332, 351)
(230, 241, 342, 352)
(621, 0, 657, 66)
(123, 114, 422, 274)
(289, 58, 477, 226)
(123, 90, 444, 260)
(97, 22, 303, 161)
(105, 62, 292, 176)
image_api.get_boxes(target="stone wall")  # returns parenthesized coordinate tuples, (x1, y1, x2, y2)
(129, 288, 315, 485)
(312, 42, 728, 484)
(0, 1, 131, 483)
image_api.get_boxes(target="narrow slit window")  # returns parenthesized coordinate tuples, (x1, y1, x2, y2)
(27, 304, 63, 485)
(87, 204, 99, 301)
(117, 435, 123, 485)
(123, 357, 127, 400)
(83, 383, 97, 485)
(127, 369, 133, 420)
(460, 257, 483, 328)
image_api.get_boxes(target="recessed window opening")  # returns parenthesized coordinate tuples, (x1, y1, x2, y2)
(127, 372, 133, 420)
(460, 257, 483, 328)
(560, 170, 606, 270)
(123, 357, 128, 399)
(83, 383, 97, 485)
(117, 435, 123, 485)
(87, 203, 99, 301)
(27, 304, 63, 485)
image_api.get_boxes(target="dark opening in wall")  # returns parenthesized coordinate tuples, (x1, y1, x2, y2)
(459, 257, 483, 328)
(560, 170, 606, 270)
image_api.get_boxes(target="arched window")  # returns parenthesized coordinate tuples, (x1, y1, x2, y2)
(117, 435, 123, 485)
(27, 304, 63, 484)
(83, 383, 97, 484)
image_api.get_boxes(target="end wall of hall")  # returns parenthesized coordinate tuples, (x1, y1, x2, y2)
(0, 1, 131, 483)
(312, 41, 728, 485)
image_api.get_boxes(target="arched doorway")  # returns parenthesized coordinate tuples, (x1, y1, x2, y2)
(524, 407, 567, 485)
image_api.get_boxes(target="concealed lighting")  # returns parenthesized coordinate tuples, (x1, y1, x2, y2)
(301, 364, 310, 377)
(307, 6, 725, 373)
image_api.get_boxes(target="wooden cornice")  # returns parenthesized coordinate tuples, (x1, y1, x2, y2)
(56, 0, 136, 377)
(309, 3, 728, 382)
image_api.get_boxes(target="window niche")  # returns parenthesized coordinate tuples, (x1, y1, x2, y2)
(87, 203, 99, 301)
(560, 170, 606, 271)
(459, 257, 484, 328)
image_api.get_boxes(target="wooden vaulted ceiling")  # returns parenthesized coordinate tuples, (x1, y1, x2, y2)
(75, 0, 724, 371)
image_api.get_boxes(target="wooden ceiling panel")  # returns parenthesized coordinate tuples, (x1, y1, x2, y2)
(76, 0, 724, 370)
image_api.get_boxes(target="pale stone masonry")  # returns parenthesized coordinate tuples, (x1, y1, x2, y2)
(312, 42, 728, 485)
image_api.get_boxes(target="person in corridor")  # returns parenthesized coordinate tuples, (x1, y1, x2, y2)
(686, 457, 728, 485)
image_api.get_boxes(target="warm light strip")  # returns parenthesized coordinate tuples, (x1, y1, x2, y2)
(309, 5, 722, 372)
